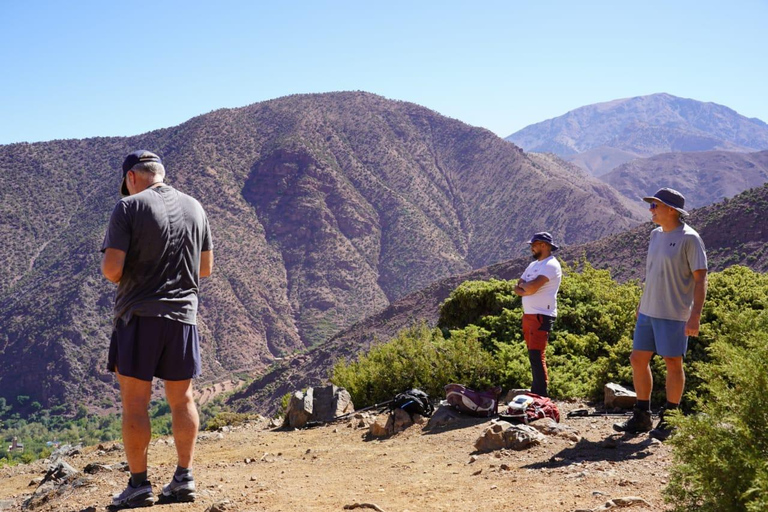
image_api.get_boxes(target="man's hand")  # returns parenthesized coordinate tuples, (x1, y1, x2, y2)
(685, 313, 701, 337)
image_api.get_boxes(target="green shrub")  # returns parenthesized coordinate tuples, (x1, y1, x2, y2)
(665, 309, 768, 511)
(331, 322, 500, 408)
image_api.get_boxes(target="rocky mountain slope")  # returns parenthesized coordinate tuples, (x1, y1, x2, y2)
(0, 92, 643, 412)
(506, 93, 768, 176)
(231, 183, 768, 414)
(600, 150, 768, 208)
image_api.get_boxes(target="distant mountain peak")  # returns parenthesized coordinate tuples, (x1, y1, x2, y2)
(506, 93, 768, 176)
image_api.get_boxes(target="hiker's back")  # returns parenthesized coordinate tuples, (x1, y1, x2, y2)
(109, 184, 212, 325)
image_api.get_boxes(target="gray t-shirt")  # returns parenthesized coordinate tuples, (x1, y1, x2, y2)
(101, 184, 213, 326)
(638, 223, 707, 322)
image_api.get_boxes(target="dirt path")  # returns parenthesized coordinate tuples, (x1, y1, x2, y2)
(0, 406, 672, 511)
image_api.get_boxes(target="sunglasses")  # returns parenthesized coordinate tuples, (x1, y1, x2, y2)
(649, 202, 660, 210)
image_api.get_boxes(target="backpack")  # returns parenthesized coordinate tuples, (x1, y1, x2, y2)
(444, 384, 502, 417)
(501, 392, 560, 424)
(390, 389, 434, 417)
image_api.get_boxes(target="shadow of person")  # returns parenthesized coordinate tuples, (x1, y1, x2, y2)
(522, 433, 658, 469)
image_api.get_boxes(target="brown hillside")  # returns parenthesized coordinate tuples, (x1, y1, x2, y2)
(0, 92, 641, 412)
(231, 183, 768, 415)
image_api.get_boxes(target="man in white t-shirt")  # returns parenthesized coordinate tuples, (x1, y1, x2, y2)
(514, 232, 563, 397)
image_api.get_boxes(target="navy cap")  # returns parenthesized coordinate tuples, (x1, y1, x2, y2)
(642, 187, 689, 216)
(121, 150, 162, 196)
(527, 232, 559, 251)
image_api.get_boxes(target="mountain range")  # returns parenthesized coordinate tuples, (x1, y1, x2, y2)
(506, 93, 768, 176)
(0, 92, 643, 412)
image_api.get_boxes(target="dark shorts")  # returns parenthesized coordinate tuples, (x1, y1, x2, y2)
(108, 316, 201, 382)
(522, 314, 555, 351)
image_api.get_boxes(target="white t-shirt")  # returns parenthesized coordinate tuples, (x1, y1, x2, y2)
(520, 255, 562, 316)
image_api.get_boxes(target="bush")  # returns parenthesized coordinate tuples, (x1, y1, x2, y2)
(665, 309, 768, 511)
(331, 322, 500, 408)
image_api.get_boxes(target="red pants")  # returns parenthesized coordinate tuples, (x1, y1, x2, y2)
(522, 314, 554, 395)
(522, 314, 552, 351)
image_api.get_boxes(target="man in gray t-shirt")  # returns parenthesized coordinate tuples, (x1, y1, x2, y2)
(101, 150, 213, 507)
(614, 188, 707, 441)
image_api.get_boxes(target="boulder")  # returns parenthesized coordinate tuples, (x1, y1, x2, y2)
(369, 413, 394, 438)
(475, 421, 544, 452)
(529, 418, 581, 442)
(285, 389, 314, 428)
(393, 408, 413, 432)
(604, 383, 637, 409)
(425, 405, 461, 430)
(312, 385, 354, 422)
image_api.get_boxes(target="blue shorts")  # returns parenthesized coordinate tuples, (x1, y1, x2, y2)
(633, 313, 688, 357)
(108, 316, 201, 382)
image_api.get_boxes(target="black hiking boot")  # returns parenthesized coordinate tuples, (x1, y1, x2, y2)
(613, 408, 652, 433)
(649, 409, 675, 441)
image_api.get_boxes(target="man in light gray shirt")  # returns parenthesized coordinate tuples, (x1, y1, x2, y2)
(614, 188, 707, 440)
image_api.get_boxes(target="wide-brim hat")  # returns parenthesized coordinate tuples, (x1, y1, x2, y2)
(121, 150, 162, 196)
(527, 232, 559, 251)
(642, 187, 689, 216)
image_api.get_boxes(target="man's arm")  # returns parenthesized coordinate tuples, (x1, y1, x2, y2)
(685, 269, 708, 336)
(200, 250, 213, 278)
(101, 248, 126, 283)
(514, 275, 549, 296)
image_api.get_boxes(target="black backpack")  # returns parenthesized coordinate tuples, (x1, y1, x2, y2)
(390, 389, 434, 417)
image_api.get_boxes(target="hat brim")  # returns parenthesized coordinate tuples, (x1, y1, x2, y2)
(527, 240, 559, 251)
(642, 196, 689, 216)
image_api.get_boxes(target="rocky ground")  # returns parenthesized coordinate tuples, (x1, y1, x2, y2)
(0, 403, 673, 512)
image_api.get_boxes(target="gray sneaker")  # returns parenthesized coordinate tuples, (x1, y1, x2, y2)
(161, 474, 196, 503)
(111, 479, 156, 509)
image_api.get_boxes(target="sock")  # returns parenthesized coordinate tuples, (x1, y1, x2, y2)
(174, 465, 192, 481)
(636, 400, 651, 412)
(665, 401, 680, 410)
(130, 471, 147, 488)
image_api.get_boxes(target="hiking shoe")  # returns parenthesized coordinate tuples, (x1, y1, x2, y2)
(649, 409, 675, 441)
(161, 474, 196, 503)
(612, 408, 652, 433)
(111, 479, 156, 509)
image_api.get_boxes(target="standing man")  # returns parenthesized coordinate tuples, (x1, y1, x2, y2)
(101, 150, 213, 508)
(614, 188, 707, 440)
(514, 232, 563, 398)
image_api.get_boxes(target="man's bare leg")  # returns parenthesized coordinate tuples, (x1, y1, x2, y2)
(663, 356, 685, 404)
(165, 379, 198, 468)
(629, 350, 654, 400)
(116, 369, 152, 474)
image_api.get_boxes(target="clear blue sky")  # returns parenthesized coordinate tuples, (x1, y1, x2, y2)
(1, 1, 766, 145)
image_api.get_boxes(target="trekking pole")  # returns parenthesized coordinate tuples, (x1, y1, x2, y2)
(566, 408, 634, 418)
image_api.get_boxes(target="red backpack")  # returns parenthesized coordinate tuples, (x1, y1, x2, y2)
(502, 392, 560, 424)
